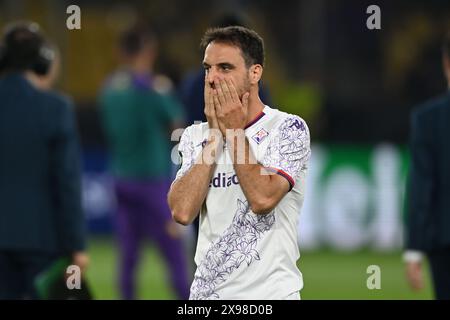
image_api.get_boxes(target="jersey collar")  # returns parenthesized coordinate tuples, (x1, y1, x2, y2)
(244, 106, 268, 130)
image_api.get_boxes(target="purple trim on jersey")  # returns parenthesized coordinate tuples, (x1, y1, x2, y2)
(267, 167, 295, 191)
(244, 111, 265, 129)
(132, 73, 153, 90)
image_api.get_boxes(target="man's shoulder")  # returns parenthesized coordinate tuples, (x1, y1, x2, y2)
(412, 92, 450, 120)
(40, 90, 74, 114)
(181, 121, 209, 139)
(102, 70, 132, 92)
(265, 106, 309, 134)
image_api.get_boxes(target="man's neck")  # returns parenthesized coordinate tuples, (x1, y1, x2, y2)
(128, 58, 153, 75)
(245, 92, 265, 127)
(24, 71, 46, 90)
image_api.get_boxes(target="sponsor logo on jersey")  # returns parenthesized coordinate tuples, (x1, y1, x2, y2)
(290, 119, 305, 131)
(209, 172, 239, 188)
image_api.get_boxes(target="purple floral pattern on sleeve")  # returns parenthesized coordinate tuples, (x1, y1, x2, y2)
(189, 199, 275, 300)
(175, 127, 195, 180)
(262, 116, 311, 179)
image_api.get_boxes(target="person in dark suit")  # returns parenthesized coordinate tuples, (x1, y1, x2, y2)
(404, 31, 450, 300)
(0, 22, 88, 299)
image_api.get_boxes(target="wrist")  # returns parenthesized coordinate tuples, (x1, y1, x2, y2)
(200, 138, 222, 165)
(224, 128, 246, 144)
(403, 250, 424, 263)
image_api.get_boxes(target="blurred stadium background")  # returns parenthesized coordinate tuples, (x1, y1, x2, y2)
(1, 0, 449, 299)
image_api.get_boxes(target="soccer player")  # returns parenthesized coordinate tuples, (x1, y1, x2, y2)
(168, 26, 311, 300)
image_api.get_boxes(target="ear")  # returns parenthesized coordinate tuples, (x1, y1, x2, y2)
(249, 64, 263, 84)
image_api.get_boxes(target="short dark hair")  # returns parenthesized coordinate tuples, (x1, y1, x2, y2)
(200, 26, 264, 67)
(119, 24, 156, 56)
(443, 31, 450, 60)
(0, 21, 54, 75)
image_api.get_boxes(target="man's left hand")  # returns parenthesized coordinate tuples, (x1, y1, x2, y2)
(405, 261, 424, 291)
(212, 77, 249, 133)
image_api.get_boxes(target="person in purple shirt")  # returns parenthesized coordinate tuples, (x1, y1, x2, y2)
(99, 24, 189, 299)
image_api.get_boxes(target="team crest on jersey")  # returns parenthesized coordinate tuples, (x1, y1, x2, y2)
(252, 128, 269, 144)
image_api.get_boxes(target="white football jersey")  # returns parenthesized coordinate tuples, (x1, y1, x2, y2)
(174, 105, 311, 300)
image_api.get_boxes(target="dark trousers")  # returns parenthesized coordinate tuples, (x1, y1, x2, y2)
(427, 248, 450, 300)
(0, 250, 55, 299)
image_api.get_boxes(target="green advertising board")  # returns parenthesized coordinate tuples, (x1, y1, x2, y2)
(299, 144, 410, 251)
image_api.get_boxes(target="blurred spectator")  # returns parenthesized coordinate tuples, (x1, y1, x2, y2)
(404, 31, 450, 300)
(0, 21, 88, 299)
(98, 23, 189, 299)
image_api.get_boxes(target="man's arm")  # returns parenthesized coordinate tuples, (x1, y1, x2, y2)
(50, 99, 88, 271)
(405, 109, 434, 251)
(168, 136, 221, 225)
(212, 77, 310, 215)
(227, 132, 290, 214)
(168, 74, 224, 225)
(404, 108, 435, 291)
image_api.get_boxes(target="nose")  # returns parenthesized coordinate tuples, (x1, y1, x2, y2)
(206, 67, 217, 85)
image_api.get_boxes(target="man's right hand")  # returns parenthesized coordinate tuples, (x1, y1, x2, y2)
(204, 75, 224, 137)
(72, 251, 89, 275)
(405, 261, 424, 291)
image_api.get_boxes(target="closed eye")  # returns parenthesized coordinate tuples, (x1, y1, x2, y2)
(218, 63, 234, 71)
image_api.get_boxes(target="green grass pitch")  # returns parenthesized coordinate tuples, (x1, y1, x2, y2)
(85, 237, 433, 300)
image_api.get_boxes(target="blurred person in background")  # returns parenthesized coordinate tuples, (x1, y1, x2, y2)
(404, 31, 450, 300)
(0, 21, 88, 299)
(99, 23, 189, 300)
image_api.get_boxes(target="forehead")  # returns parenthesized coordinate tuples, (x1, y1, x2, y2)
(203, 41, 245, 65)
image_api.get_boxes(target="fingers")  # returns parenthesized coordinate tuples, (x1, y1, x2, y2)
(204, 75, 212, 105)
(204, 75, 219, 130)
(213, 90, 222, 116)
(409, 272, 423, 291)
(406, 262, 424, 291)
(208, 89, 214, 116)
(214, 78, 227, 107)
(212, 92, 226, 135)
(226, 78, 240, 103)
(211, 77, 248, 116)
(204, 76, 215, 114)
(219, 78, 235, 103)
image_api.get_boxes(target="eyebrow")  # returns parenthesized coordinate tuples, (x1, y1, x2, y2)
(218, 62, 235, 69)
(202, 62, 236, 69)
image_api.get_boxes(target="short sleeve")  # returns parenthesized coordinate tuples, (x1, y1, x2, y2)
(261, 116, 311, 190)
(174, 125, 195, 181)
